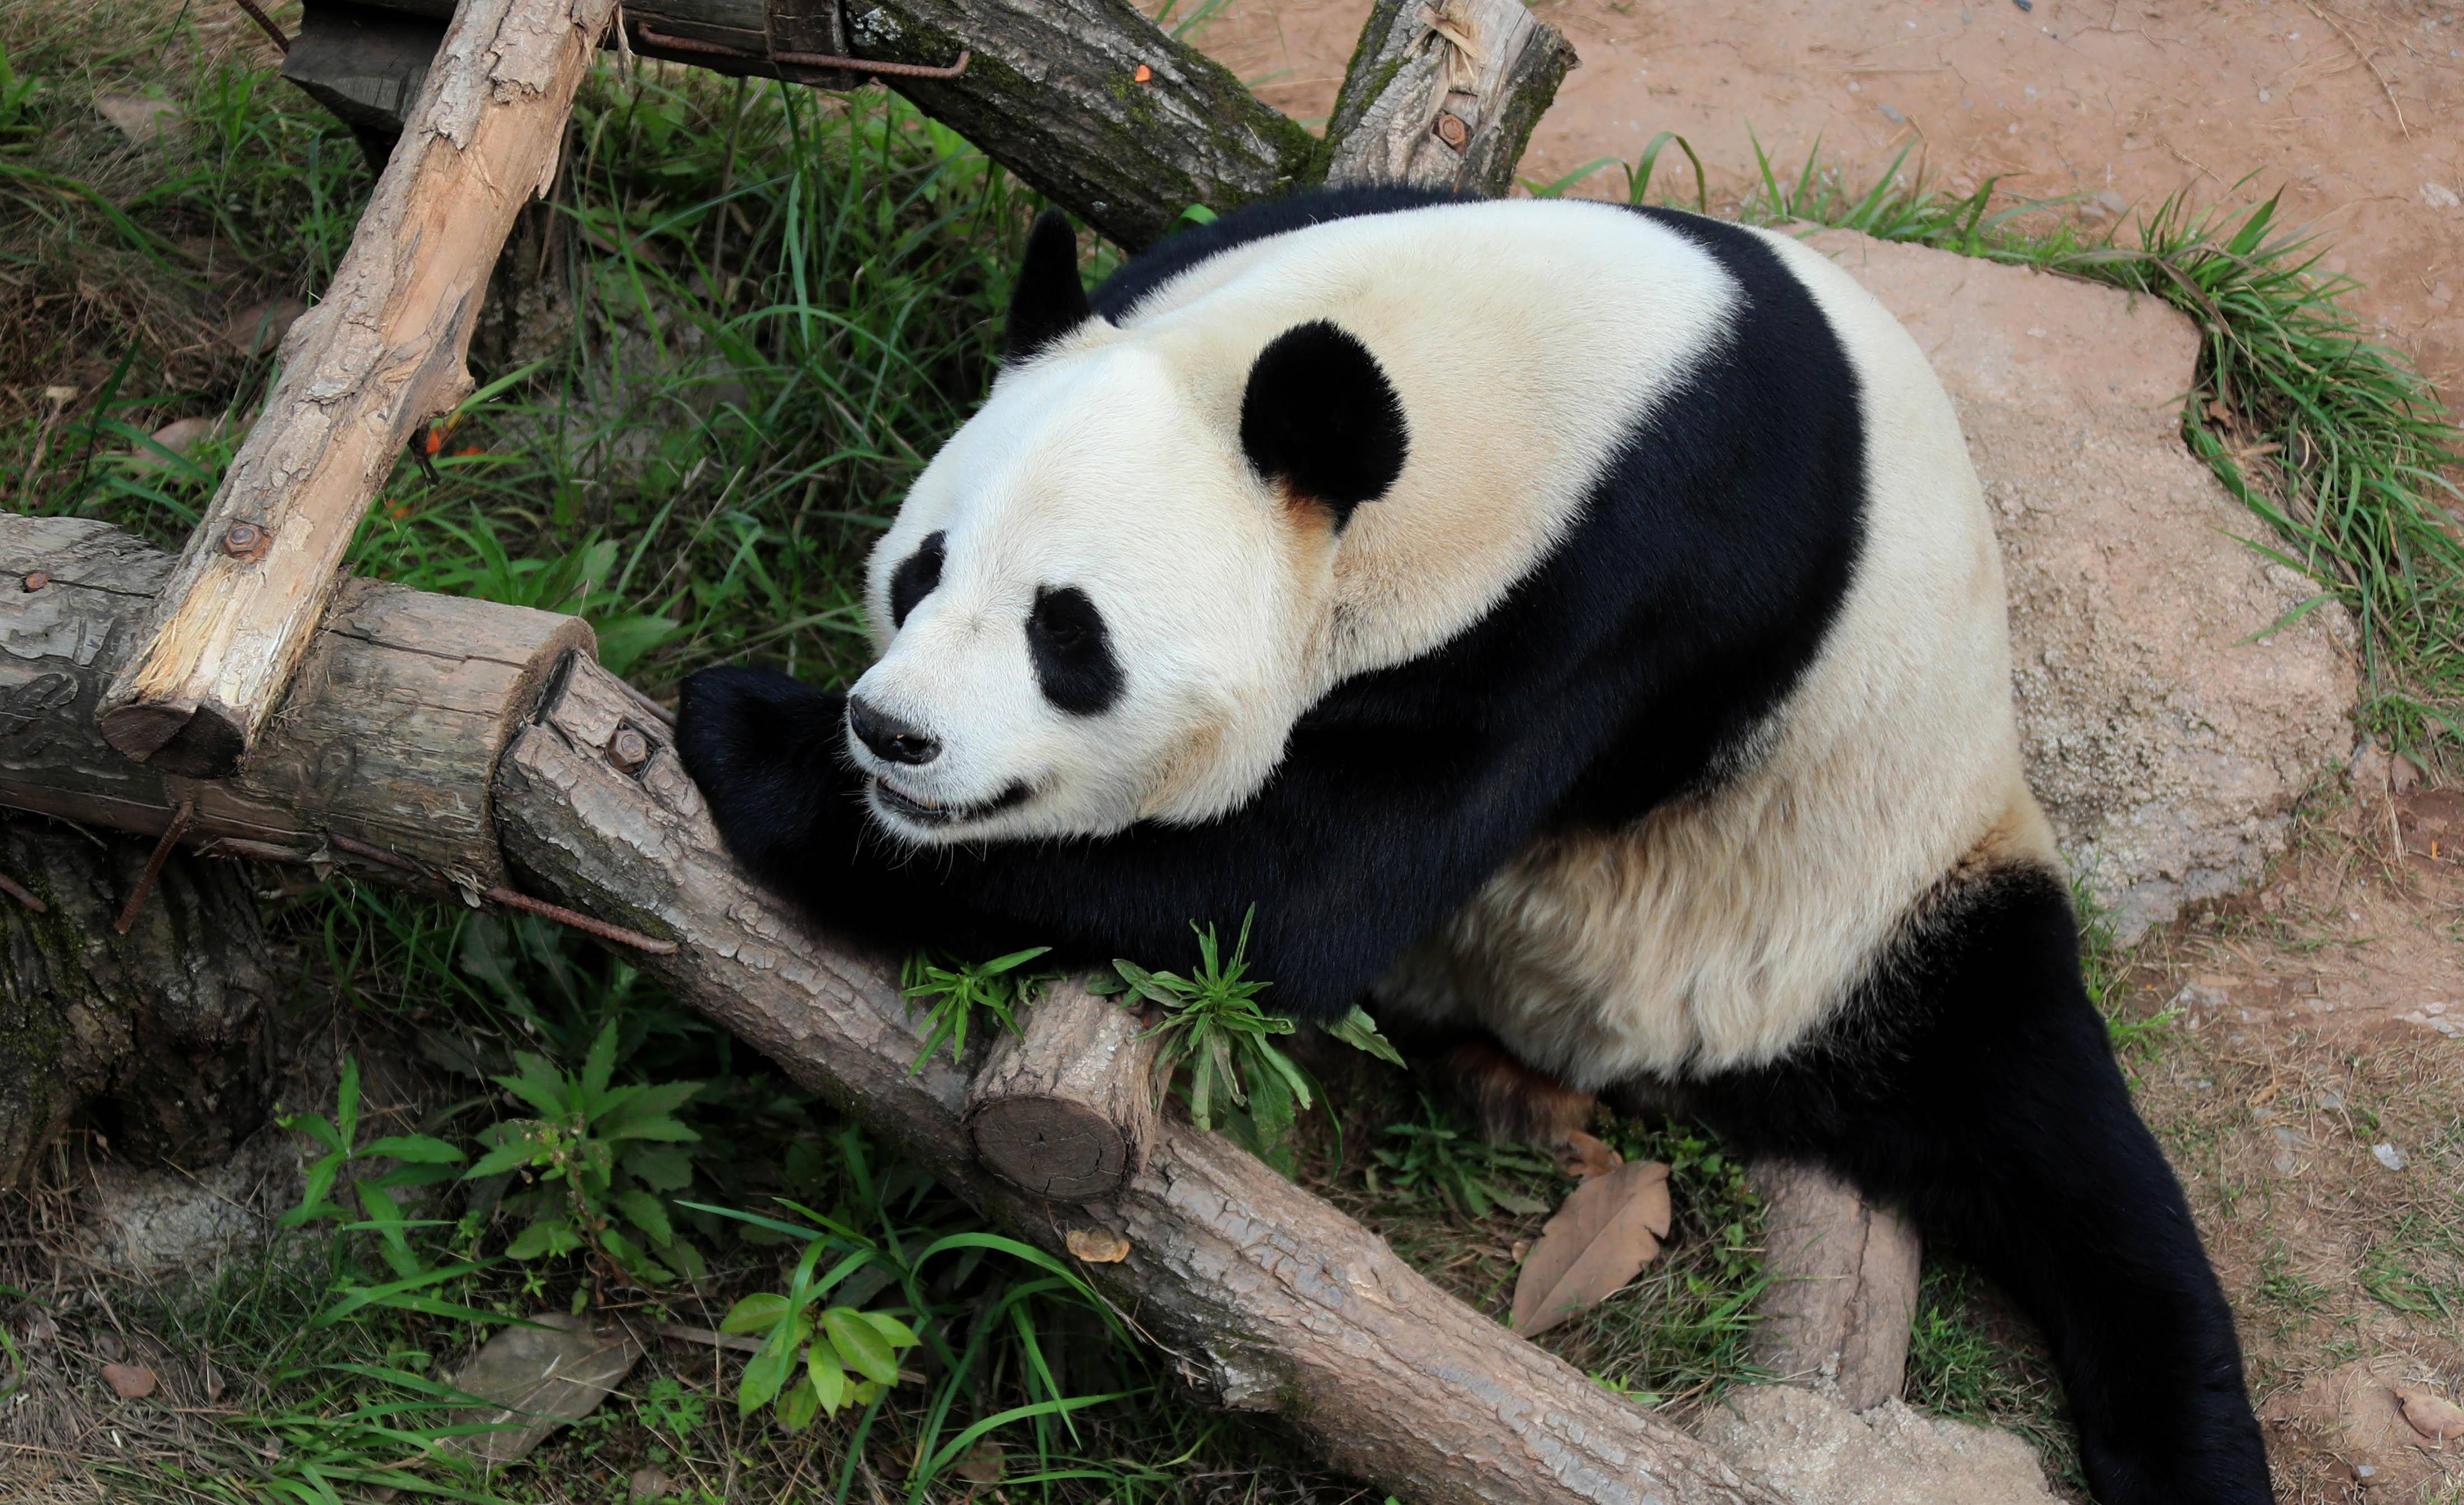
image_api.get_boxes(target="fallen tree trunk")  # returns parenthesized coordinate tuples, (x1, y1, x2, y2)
(2, 513, 592, 892)
(96, 0, 619, 780)
(1, 507, 1784, 1504)
(493, 653, 1789, 1505)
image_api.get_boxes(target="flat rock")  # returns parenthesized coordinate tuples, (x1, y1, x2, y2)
(1698, 1383, 2062, 1505)
(446, 1313, 643, 1468)
(1810, 230, 2356, 940)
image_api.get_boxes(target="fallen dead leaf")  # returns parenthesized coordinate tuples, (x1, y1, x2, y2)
(628, 1466, 674, 1501)
(2397, 1388, 2464, 1443)
(219, 297, 311, 358)
(95, 94, 179, 143)
(954, 1438, 1006, 1484)
(1553, 1129, 1623, 1180)
(101, 1362, 158, 1399)
(1510, 1160, 1671, 1336)
(1066, 1226, 1130, 1263)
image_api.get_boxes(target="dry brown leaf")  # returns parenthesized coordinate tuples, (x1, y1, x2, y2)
(1553, 1129, 1623, 1180)
(1510, 1161, 1671, 1336)
(954, 1439, 1006, 1483)
(1066, 1226, 1130, 1263)
(2398, 1388, 2464, 1442)
(101, 1362, 158, 1399)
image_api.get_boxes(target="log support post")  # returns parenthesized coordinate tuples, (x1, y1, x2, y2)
(1748, 1162, 1923, 1413)
(95, 0, 618, 779)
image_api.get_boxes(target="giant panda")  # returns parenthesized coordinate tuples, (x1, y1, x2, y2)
(675, 188, 2271, 1505)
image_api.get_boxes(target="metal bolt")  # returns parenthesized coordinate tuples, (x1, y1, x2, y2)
(222, 521, 270, 560)
(1432, 112, 1469, 150)
(608, 725, 651, 773)
(21, 571, 48, 592)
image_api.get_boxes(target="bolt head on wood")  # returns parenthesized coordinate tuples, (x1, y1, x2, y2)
(1432, 111, 1469, 150)
(221, 521, 272, 562)
(608, 725, 651, 772)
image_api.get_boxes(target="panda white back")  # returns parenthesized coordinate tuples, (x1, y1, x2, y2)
(1375, 222, 2044, 1085)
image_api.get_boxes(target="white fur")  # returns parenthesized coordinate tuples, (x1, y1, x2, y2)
(854, 201, 1739, 842)
(1374, 228, 2045, 1084)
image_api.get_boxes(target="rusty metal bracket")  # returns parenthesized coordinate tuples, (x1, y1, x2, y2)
(634, 21, 972, 82)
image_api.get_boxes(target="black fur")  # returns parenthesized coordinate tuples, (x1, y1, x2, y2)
(1005, 208, 1094, 365)
(1028, 584, 1123, 715)
(1681, 868, 2270, 1505)
(675, 189, 2270, 1504)
(888, 531, 945, 629)
(1239, 320, 1408, 523)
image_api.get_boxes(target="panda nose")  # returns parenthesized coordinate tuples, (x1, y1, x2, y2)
(847, 696, 940, 765)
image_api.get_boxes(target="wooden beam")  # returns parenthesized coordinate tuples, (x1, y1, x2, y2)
(94, 0, 619, 779)
(2, 513, 590, 891)
(1323, 0, 1574, 194)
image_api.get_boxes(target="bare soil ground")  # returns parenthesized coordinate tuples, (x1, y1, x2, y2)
(2126, 785, 2464, 1502)
(1191, 0, 2464, 400)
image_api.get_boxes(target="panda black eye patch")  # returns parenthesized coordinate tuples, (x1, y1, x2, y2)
(888, 532, 946, 628)
(1027, 585, 1122, 716)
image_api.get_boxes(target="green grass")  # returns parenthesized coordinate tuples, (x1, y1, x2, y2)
(8, 11, 2464, 1502)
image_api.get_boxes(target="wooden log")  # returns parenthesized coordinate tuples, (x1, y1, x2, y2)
(1322, 0, 1574, 194)
(964, 978, 1161, 1201)
(1748, 1161, 1923, 1414)
(282, 1, 452, 171)
(492, 653, 1789, 1505)
(339, 0, 1322, 252)
(94, 0, 619, 780)
(1, 512, 592, 891)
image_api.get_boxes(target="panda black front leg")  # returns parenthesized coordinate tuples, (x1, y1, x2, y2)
(1681, 866, 2272, 1505)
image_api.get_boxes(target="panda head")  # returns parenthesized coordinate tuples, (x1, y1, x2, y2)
(845, 209, 1409, 845)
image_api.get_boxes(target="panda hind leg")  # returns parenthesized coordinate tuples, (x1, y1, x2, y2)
(1681, 866, 2272, 1505)
(1435, 1039, 1599, 1150)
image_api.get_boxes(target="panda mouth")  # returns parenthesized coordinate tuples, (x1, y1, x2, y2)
(871, 776, 1030, 829)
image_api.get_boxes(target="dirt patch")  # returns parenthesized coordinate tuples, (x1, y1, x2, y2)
(1188, 0, 2464, 399)
(2120, 780, 2464, 1502)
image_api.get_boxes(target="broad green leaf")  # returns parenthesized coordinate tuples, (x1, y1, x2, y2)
(578, 1020, 622, 1112)
(503, 1217, 578, 1260)
(1324, 1006, 1407, 1070)
(738, 1326, 797, 1414)
(360, 1134, 466, 1166)
(600, 1227, 665, 1282)
(774, 1369, 819, 1432)
(614, 1189, 674, 1247)
(721, 1293, 789, 1336)
(806, 1343, 846, 1415)
(463, 1136, 538, 1180)
(822, 1307, 900, 1385)
(857, 1310, 918, 1349)
(595, 1081, 702, 1141)
(494, 1054, 568, 1119)
(622, 1142, 694, 1191)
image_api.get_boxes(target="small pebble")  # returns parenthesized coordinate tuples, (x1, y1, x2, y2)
(2373, 1143, 2407, 1171)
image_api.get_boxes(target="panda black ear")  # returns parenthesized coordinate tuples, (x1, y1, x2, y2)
(1005, 208, 1094, 365)
(1238, 320, 1408, 527)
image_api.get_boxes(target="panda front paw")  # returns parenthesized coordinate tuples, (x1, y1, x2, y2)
(675, 665, 861, 880)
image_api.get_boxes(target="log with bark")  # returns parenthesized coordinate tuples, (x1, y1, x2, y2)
(3, 507, 1788, 1505)
(96, 0, 619, 781)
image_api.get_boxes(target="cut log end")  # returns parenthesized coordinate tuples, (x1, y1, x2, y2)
(965, 1096, 1138, 1200)
(962, 980, 1160, 1203)
(100, 702, 246, 777)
